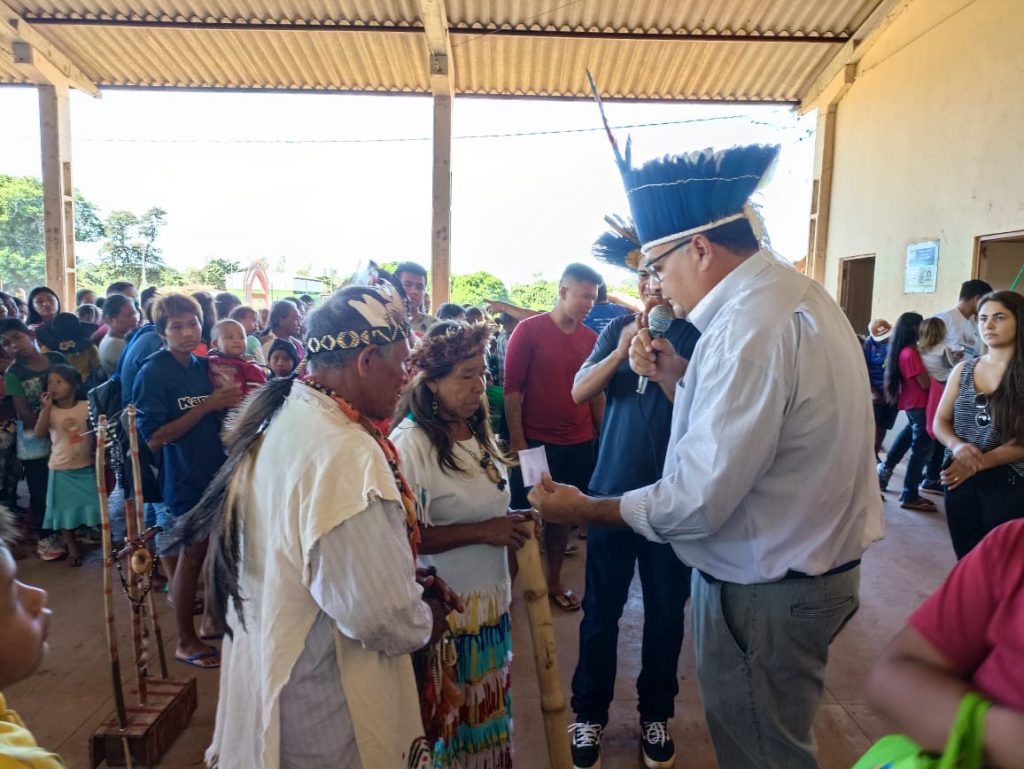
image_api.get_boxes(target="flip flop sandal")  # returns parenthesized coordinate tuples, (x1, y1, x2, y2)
(549, 590, 581, 612)
(900, 497, 938, 512)
(175, 648, 221, 669)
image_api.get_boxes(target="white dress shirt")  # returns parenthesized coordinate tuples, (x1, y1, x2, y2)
(620, 249, 884, 584)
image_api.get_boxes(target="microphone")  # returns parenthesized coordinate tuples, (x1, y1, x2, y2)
(636, 304, 675, 395)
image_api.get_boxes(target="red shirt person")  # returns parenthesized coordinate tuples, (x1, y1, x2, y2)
(503, 262, 603, 612)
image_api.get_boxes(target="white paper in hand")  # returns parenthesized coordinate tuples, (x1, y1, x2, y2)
(518, 446, 550, 487)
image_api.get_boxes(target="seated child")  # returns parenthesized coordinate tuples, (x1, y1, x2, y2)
(228, 305, 266, 365)
(207, 320, 267, 396)
(266, 338, 299, 379)
(0, 505, 64, 766)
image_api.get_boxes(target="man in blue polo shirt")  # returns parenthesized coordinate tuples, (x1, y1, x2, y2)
(133, 293, 240, 670)
(567, 221, 700, 769)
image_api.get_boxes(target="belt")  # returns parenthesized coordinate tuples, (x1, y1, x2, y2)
(698, 559, 860, 586)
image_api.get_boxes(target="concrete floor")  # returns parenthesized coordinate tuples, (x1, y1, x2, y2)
(7, 464, 956, 768)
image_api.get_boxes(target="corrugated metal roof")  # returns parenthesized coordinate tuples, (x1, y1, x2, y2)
(1, 0, 888, 101)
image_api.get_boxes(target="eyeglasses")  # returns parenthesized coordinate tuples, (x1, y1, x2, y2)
(975, 393, 991, 428)
(643, 238, 691, 284)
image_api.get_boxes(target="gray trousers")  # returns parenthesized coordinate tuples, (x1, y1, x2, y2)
(691, 566, 860, 769)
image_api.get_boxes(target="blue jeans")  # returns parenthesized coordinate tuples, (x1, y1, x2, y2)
(692, 567, 860, 769)
(571, 523, 691, 725)
(884, 408, 934, 501)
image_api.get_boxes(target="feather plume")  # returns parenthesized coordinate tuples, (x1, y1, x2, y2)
(592, 214, 641, 272)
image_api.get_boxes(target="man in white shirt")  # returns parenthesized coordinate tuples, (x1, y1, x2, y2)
(530, 144, 883, 769)
(934, 279, 992, 358)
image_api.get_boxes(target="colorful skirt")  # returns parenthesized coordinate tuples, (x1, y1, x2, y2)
(433, 590, 513, 769)
(44, 466, 102, 531)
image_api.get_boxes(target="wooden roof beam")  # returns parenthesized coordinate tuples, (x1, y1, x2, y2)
(0, 1, 99, 96)
(797, 0, 912, 113)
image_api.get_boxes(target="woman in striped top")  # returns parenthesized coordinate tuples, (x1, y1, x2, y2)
(934, 290, 1024, 559)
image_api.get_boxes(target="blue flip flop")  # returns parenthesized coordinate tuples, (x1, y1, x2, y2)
(175, 648, 220, 669)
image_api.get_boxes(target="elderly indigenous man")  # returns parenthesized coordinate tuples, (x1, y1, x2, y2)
(169, 285, 460, 769)
(529, 142, 883, 769)
(564, 216, 700, 769)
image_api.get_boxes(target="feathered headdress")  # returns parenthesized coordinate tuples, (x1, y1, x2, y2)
(410, 321, 494, 373)
(586, 71, 779, 253)
(592, 214, 642, 272)
(305, 284, 410, 355)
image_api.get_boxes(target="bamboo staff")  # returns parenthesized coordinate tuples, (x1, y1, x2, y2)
(515, 529, 572, 769)
(96, 417, 128, 729)
(126, 405, 169, 679)
(121, 408, 147, 705)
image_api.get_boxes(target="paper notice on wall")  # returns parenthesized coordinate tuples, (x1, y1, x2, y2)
(905, 240, 939, 293)
(519, 446, 550, 487)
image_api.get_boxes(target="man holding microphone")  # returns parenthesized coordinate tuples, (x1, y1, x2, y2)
(529, 143, 883, 769)
(566, 217, 700, 769)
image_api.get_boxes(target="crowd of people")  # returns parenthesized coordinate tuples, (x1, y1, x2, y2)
(864, 278, 1024, 561)
(1, 143, 1023, 769)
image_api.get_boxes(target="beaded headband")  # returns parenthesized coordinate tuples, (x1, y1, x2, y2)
(305, 284, 412, 355)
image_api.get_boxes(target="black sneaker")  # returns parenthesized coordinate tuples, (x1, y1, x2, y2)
(641, 720, 676, 768)
(877, 461, 893, 492)
(569, 721, 603, 769)
(920, 479, 944, 494)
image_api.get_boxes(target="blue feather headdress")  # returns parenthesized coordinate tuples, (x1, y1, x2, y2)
(592, 214, 642, 272)
(586, 72, 779, 253)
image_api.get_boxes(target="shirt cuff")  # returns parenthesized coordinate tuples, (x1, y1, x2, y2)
(619, 487, 665, 543)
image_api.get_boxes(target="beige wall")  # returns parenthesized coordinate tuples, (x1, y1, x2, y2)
(824, 0, 1024, 322)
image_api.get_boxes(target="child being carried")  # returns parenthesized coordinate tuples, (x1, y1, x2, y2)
(207, 319, 267, 396)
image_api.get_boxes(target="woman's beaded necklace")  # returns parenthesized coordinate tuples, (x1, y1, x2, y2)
(301, 377, 421, 557)
(460, 421, 508, 492)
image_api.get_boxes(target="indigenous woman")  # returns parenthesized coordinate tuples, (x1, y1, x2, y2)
(934, 290, 1024, 559)
(392, 321, 528, 769)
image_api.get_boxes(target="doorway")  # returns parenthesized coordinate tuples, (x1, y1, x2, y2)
(839, 254, 876, 335)
(974, 230, 1024, 290)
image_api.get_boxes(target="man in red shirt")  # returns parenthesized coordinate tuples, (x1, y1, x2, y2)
(866, 519, 1024, 765)
(504, 263, 604, 611)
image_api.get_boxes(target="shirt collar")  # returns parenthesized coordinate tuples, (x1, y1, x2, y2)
(686, 248, 774, 333)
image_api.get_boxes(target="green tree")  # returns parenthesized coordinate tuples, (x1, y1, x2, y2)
(450, 271, 508, 307)
(0, 174, 102, 293)
(201, 258, 242, 289)
(509, 274, 558, 310)
(91, 207, 168, 288)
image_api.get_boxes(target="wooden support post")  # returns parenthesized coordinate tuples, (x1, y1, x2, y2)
(38, 82, 76, 307)
(417, 0, 454, 309)
(430, 93, 452, 308)
(806, 104, 837, 287)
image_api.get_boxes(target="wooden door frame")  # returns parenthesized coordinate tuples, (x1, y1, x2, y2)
(838, 253, 876, 308)
(972, 229, 1024, 279)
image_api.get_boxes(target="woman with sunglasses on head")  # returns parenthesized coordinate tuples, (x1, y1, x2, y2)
(934, 291, 1024, 559)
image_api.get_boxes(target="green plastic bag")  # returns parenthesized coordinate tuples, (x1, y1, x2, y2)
(852, 692, 991, 769)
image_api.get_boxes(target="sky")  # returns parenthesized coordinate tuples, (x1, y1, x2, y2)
(0, 87, 816, 287)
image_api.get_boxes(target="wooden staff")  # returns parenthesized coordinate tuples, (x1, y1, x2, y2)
(126, 405, 169, 679)
(96, 417, 128, 729)
(121, 410, 147, 706)
(515, 529, 572, 769)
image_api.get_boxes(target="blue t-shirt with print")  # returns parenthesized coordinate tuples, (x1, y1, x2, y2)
(132, 350, 226, 518)
(587, 314, 700, 496)
(583, 302, 633, 337)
